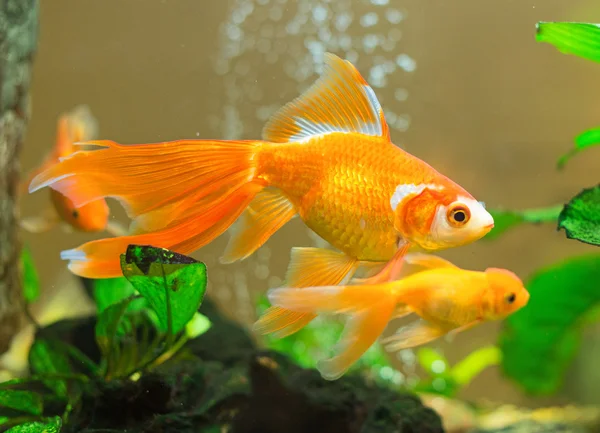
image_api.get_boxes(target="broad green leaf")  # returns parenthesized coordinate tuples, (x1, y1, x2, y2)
(185, 312, 211, 339)
(28, 340, 73, 399)
(20, 245, 40, 304)
(6, 416, 62, 432)
(93, 277, 135, 314)
(120, 245, 208, 334)
(0, 390, 42, 415)
(499, 254, 600, 395)
(557, 127, 600, 169)
(558, 185, 600, 246)
(416, 348, 449, 377)
(95, 295, 137, 356)
(485, 205, 562, 241)
(536, 22, 600, 62)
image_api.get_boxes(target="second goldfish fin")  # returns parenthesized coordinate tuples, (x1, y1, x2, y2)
(254, 247, 359, 338)
(380, 320, 445, 352)
(220, 188, 296, 264)
(262, 52, 391, 143)
(20, 208, 59, 233)
(317, 299, 396, 380)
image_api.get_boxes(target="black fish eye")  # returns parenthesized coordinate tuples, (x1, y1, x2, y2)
(506, 293, 516, 304)
(453, 210, 466, 222)
(72, 210, 79, 218)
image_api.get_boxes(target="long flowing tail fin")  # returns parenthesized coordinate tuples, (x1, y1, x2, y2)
(29, 139, 266, 278)
(258, 281, 398, 380)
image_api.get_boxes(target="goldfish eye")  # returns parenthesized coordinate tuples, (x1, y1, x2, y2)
(506, 293, 516, 304)
(72, 209, 79, 219)
(446, 204, 471, 228)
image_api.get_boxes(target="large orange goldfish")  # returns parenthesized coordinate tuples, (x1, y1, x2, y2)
(22, 105, 125, 236)
(262, 253, 530, 380)
(28, 53, 493, 309)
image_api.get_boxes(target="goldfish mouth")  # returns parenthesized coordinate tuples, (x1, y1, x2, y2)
(484, 223, 494, 230)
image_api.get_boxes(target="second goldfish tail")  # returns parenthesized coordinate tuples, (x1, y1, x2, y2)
(28, 138, 266, 233)
(258, 282, 398, 380)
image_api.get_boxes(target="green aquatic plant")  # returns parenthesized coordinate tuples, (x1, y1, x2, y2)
(0, 245, 211, 431)
(482, 21, 600, 398)
(412, 345, 501, 398)
(499, 254, 600, 395)
(486, 22, 600, 246)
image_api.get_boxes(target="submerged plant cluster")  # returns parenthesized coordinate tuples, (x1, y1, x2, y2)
(1, 20, 600, 433)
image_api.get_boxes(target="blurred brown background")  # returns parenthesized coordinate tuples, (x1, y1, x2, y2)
(19, 0, 600, 408)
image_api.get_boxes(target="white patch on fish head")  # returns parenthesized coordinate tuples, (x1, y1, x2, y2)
(429, 196, 494, 248)
(390, 183, 443, 212)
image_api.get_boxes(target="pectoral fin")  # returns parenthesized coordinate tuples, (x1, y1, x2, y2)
(220, 188, 296, 264)
(380, 320, 445, 352)
(20, 207, 59, 233)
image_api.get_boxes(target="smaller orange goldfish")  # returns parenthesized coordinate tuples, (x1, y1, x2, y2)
(21, 105, 126, 236)
(258, 253, 529, 380)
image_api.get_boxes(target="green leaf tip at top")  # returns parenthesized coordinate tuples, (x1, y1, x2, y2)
(20, 245, 40, 304)
(536, 22, 600, 63)
(5, 415, 62, 433)
(558, 184, 600, 247)
(119, 245, 208, 335)
(498, 253, 600, 395)
(557, 127, 600, 169)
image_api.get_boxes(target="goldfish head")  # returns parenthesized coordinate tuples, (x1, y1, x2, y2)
(50, 190, 109, 232)
(483, 267, 530, 320)
(392, 185, 494, 251)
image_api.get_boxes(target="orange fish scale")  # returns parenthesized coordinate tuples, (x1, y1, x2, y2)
(257, 132, 444, 261)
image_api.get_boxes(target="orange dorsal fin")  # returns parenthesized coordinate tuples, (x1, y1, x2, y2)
(262, 52, 391, 143)
(220, 187, 297, 264)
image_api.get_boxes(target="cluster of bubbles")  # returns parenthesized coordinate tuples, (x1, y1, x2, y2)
(210, 0, 419, 383)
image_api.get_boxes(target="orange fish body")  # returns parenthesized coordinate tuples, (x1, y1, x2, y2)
(21, 106, 124, 235)
(28, 54, 493, 290)
(263, 253, 530, 380)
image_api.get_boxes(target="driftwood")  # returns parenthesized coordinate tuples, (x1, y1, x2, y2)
(0, 0, 39, 353)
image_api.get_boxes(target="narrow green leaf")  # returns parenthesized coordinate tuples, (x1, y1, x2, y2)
(185, 312, 211, 339)
(416, 347, 450, 377)
(558, 185, 600, 246)
(451, 345, 501, 386)
(93, 277, 135, 314)
(499, 254, 600, 395)
(6, 415, 62, 432)
(485, 205, 562, 240)
(536, 22, 600, 62)
(95, 295, 137, 357)
(20, 245, 40, 304)
(120, 245, 208, 334)
(28, 340, 73, 399)
(0, 390, 43, 416)
(557, 127, 600, 169)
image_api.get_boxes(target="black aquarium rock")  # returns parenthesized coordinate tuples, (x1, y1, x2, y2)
(38, 295, 445, 433)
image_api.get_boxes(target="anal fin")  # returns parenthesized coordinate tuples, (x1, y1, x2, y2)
(220, 188, 296, 264)
(254, 247, 359, 338)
